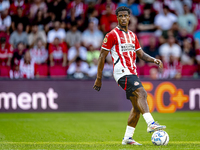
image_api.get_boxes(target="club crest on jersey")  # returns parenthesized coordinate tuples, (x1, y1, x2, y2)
(104, 37, 107, 43)
(134, 81, 139, 86)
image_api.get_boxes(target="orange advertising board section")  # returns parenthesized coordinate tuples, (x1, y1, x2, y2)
(0, 80, 199, 112)
(143, 82, 190, 113)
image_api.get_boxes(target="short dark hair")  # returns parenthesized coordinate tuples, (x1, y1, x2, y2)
(115, 6, 130, 16)
(163, 5, 169, 10)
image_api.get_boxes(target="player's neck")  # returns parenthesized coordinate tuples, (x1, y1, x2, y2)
(118, 25, 128, 33)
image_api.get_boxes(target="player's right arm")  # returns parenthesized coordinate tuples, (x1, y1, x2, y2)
(93, 48, 109, 91)
(93, 33, 114, 91)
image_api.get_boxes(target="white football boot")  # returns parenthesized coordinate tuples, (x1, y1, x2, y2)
(122, 137, 142, 145)
(147, 121, 166, 133)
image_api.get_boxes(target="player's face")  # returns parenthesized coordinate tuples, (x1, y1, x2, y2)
(117, 11, 130, 28)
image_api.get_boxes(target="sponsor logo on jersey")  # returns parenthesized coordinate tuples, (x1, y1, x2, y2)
(121, 44, 135, 52)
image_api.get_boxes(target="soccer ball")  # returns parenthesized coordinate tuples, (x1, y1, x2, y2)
(151, 130, 169, 146)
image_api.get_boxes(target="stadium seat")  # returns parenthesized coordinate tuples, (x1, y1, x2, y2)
(35, 64, 49, 77)
(138, 33, 155, 47)
(0, 66, 10, 77)
(49, 65, 67, 77)
(142, 64, 157, 76)
(181, 65, 198, 77)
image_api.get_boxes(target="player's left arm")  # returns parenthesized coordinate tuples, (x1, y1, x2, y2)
(136, 49, 163, 68)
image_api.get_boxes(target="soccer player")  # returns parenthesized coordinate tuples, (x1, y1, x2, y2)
(93, 6, 166, 145)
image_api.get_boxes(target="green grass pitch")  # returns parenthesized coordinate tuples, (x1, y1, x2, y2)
(0, 111, 200, 150)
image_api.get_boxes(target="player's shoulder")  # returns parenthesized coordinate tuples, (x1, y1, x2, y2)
(128, 30, 136, 37)
(103, 29, 117, 43)
(105, 28, 118, 37)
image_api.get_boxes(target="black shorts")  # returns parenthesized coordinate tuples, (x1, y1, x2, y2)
(118, 75, 143, 100)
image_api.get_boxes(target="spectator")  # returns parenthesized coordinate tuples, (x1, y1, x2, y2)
(82, 20, 103, 49)
(29, 0, 47, 19)
(49, 37, 67, 67)
(9, 0, 29, 16)
(129, 0, 142, 16)
(137, 4, 156, 46)
(178, 4, 197, 34)
(170, 22, 180, 39)
(137, 4, 156, 33)
(159, 55, 182, 79)
(128, 15, 138, 33)
(87, 45, 100, 66)
(100, 5, 118, 33)
(182, 0, 192, 10)
(67, 56, 89, 79)
(19, 50, 35, 79)
(9, 22, 28, 48)
(164, 0, 184, 16)
(87, 8, 99, 30)
(0, 9, 11, 32)
(65, 22, 82, 47)
(159, 35, 182, 63)
(47, 0, 67, 21)
(0, 0, 10, 12)
(11, 7, 30, 33)
(28, 24, 47, 48)
(11, 42, 26, 68)
(100, 0, 117, 15)
(143, 37, 159, 58)
(192, 1, 200, 30)
(154, 5, 177, 36)
(149, 67, 158, 80)
(32, 9, 45, 28)
(47, 21, 66, 43)
(153, 0, 186, 15)
(0, 37, 13, 66)
(180, 38, 195, 65)
(30, 38, 48, 64)
(177, 28, 194, 48)
(66, 0, 87, 27)
(68, 42, 87, 64)
(152, 0, 163, 14)
(9, 62, 20, 79)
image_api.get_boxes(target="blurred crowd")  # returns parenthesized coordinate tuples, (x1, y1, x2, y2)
(0, 0, 200, 80)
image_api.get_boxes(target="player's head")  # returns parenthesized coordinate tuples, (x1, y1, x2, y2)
(115, 6, 130, 28)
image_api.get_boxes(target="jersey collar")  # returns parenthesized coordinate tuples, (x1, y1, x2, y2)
(117, 26, 128, 33)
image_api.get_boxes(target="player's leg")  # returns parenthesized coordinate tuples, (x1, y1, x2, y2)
(122, 96, 141, 145)
(132, 87, 166, 133)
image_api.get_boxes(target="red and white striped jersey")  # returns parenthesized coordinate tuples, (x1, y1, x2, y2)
(101, 26, 141, 82)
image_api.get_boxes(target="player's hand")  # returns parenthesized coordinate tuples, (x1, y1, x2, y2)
(93, 78, 102, 91)
(154, 59, 163, 69)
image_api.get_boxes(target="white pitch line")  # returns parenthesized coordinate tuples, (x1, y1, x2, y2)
(0, 141, 199, 145)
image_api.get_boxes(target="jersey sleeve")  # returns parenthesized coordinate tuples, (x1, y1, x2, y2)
(135, 35, 141, 52)
(101, 33, 115, 51)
